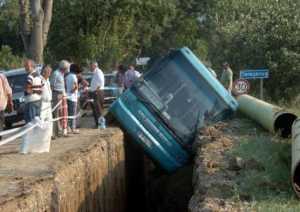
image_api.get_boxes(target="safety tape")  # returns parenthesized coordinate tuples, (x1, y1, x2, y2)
(0, 99, 63, 137)
(0, 97, 94, 147)
(50, 112, 82, 122)
(0, 110, 84, 147)
(0, 126, 23, 137)
(51, 99, 63, 112)
(0, 122, 39, 147)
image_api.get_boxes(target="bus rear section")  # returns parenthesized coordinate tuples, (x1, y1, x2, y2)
(109, 47, 238, 172)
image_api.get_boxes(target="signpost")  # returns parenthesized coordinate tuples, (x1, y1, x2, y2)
(233, 79, 250, 95)
(240, 69, 269, 100)
(136, 57, 151, 66)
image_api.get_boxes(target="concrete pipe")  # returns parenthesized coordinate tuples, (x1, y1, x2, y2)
(292, 119, 300, 198)
(237, 94, 297, 138)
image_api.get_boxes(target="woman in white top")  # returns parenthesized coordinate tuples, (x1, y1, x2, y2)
(41, 65, 53, 122)
(38, 65, 53, 151)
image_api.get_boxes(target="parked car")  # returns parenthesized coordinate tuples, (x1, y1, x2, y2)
(2, 68, 27, 128)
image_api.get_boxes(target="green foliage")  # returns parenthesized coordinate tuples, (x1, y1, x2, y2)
(0, 45, 23, 69)
(229, 134, 300, 210)
(1, 0, 298, 102)
(46, 0, 207, 70)
(202, 0, 300, 101)
(0, 0, 23, 54)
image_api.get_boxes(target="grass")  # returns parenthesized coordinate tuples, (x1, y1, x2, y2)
(228, 129, 300, 211)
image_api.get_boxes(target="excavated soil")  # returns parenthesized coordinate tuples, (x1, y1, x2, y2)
(0, 117, 126, 212)
(189, 117, 268, 212)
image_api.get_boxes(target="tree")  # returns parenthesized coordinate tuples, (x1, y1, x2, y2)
(199, 0, 300, 101)
(19, 0, 53, 63)
(46, 0, 208, 70)
(0, 0, 23, 54)
(0, 45, 22, 69)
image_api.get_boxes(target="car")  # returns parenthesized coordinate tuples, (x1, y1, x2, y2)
(2, 68, 27, 128)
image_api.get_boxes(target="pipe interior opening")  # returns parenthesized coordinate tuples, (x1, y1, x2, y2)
(293, 164, 300, 197)
(274, 113, 297, 138)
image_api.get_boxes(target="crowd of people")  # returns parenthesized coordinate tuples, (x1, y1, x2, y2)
(0, 59, 142, 141)
(21, 59, 107, 139)
(0, 57, 231, 152)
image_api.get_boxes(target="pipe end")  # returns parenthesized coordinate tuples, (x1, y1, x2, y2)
(274, 113, 297, 138)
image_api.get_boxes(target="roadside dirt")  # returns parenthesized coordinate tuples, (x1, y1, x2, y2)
(189, 117, 270, 212)
(0, 116, 126, 212)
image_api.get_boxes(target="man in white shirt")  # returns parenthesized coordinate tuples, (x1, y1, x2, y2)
(89, 62, 105, 127)
(90, 62, 105, 90)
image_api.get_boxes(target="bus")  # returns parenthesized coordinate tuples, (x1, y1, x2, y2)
(109, 47, 238, 172)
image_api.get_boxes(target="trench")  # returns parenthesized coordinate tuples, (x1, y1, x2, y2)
(0, 124, 193, 211)
(124, 133, 193, 212)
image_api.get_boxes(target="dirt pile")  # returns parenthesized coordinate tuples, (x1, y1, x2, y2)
(189, 118, 254, 212)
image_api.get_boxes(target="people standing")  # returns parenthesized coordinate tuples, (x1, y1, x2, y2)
(89, 62, 105, 128)
(23, 59, 43, 123)
(65, 64, 80, 134)
(220, 62, 233, 94)
(51, 60, 69, 137)
(116, 64, 126, 94)
(0, 73, 13, 133)
(124, 64, 141, 89)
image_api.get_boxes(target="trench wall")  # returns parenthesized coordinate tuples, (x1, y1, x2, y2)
(0, 128, 126, 212)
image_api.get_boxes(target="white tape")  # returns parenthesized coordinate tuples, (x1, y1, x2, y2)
(50, 112, 82, 122)
(0, 122, 38, 147)
(0, 126, 23, 136)
(51, 99, 62, 112)
(0, 96, 89, 148)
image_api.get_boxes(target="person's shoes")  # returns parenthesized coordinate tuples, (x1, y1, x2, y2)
(51, 136, 56, 140)
(63, 129, 68, 137)
(72, 129, 80, 134)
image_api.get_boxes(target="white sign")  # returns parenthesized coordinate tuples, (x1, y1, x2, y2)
(136, 57, 150, 65)
(233, 79, 250, 95)
(240, 69, 269, 79)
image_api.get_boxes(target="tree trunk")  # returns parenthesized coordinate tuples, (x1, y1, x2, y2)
(19, 0, 53, 64)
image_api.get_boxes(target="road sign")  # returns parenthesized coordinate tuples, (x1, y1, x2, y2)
(136, 57, 150, 65)
(240, 69, 269, 79)
(233, 79, 250, 95)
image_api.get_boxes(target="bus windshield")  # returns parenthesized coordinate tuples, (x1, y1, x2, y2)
(135, 54, 230, 144)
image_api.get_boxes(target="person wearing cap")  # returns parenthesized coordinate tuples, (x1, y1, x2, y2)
(89, 61, 105, 127)
(220, 62, 233, 94)
(23, 59, 43, 123)
(50, 60, 69, 137)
